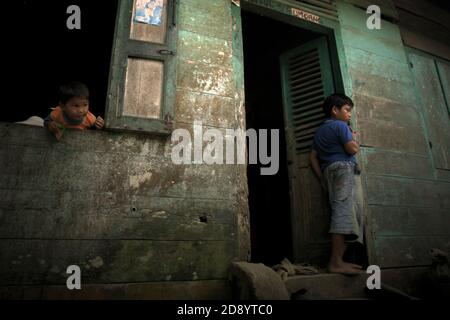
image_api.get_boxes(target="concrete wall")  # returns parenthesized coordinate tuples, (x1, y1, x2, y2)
(0, 0, 247, 299)
(337, 0, 450, 268)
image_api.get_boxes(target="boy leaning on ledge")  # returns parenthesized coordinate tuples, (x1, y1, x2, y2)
(44, 81, 104, 141)
(309, 93, 364, 275)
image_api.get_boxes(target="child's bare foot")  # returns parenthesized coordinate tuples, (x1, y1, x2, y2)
(327, 262, 363, 275)
(348, 263, 363, 269)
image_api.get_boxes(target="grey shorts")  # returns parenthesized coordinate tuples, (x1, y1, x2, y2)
(324, 161, 363, 243)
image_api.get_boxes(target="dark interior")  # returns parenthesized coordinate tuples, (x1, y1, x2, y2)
(4, 0, 118, 123)
(242, 9, 368, 267)
(242, 10, 321, 266)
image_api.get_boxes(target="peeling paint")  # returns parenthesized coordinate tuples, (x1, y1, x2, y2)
(129, 172, 153, 189)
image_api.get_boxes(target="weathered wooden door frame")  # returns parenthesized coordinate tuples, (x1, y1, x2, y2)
(232, 0, 375, 265)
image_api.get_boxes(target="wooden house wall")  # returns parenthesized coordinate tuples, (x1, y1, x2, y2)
(0, 0, 247, 299)
(337, 0, 450, 268)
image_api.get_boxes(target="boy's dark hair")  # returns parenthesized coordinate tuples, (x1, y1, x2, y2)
(322, 93, 354, 117)
(59, 81, 89, 104)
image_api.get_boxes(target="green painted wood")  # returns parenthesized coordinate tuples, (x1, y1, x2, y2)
(407, 49, 450, 171)
(280, 36, 334, 154)
(0, 239, 232, 285)
(436, 61, 450, 116)
(242, 0, 341, 30)
(177, 61, 234, 97)
(177, 30, 232, 67)
(369, 206, 450, 237)
(105, 0, 178, 135)
(175, 90, 235, 128)
(362, 149, 433, 179)
(178, 0, 231, 40)
(344, 0, 398, 20)
(0, 195, 235, 241)
(231, 1, 251, 261)
(279, 37, 335, 264)
(0, 125, 239, 202)
(366, 175, 450, 209)
(374, 235, 450, 268)
(337, 1, 407, 63)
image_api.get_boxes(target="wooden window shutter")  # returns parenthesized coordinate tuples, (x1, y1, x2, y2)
(280, 36, 335, 155)
(106, 0, 177, 134)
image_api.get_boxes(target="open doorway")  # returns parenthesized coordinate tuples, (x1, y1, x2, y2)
(4, 0, 118, 123)
(242, 10, 322, 266)
(242, 8, 367, 268)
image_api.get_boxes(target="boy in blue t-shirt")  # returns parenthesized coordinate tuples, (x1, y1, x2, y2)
(309, 94, 363, 275)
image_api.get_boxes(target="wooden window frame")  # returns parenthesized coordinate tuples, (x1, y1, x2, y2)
(106, 0, 178, 135)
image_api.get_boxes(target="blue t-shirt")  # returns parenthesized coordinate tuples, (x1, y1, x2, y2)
(311, 119, 357, 171)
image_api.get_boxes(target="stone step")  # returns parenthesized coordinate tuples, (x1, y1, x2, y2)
(286, 273, 370, 300)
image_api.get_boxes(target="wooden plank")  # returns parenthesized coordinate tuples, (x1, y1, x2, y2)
(393, 0, 450, 30)
(177, 60, 234, 97)
(358, 119, 428, 155)
(395, 5, 450, 61)
(340, 1, 400, 35)
(346, 47, 411, 84)
(348, 65, 417, 106)
(175, 89, 236, 128)
(337, 2, 406, 62)
(369, 206, 450, 237)
(437, 169, 450, 182)
(343, 0, 398, 20)
(178, 30, 232, 67)
(0, 123, 171, 159)
(396, 8, 450, 48)
(0, 239, 233, 285)
(408, 51, 450, 170)
(352, 92, 424, 130)
(0, 196, 235, 241)
(1, 280, 231, 300)
(399, 28, 450, 61)
(0, 137, 238, 200)
(178, 0, 231, 40)
(374, 235, 450, 268)
(362, 149, 433, 179)
(436, 61, 450, 115)
(231, 2, 250, 262)
(123, 58, 163, 119)
(341, 27, 407, 63)
(366, 175, 450, 209)
(380, 266, 430, 298)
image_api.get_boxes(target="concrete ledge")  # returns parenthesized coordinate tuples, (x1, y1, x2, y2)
(229, 262, 290, 300)
(286, 273, 367, 300)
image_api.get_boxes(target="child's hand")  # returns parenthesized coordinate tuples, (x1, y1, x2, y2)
(94, 116, 105, 129)
(349, 126, 358, 141)
(47, 121, 63, 141)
